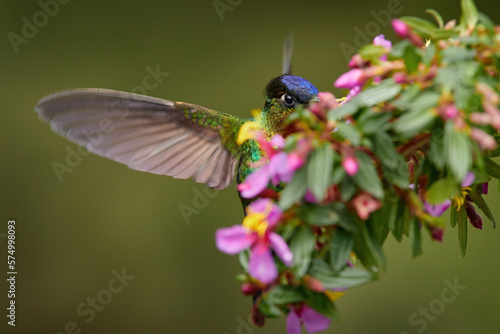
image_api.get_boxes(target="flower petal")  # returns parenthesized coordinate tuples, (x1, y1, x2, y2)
(215, 225, 255, 255)
(269, 232, 293, 266)
(334, 69, 364, 89)
(249, 242, 277, 283)
(302, 305, 331, 333)
(238, 166, 270, 198)
(424, 200, 451, 217)
(461, 172, 475, 188)
(286, 309, 302, 334)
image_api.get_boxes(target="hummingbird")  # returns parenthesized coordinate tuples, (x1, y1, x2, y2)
(35, 36, 319, 202)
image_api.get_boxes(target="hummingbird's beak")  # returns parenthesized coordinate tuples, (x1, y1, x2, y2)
(310, 96, 320, 103)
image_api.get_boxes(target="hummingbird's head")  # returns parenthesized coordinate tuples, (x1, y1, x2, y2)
(264, 74, 319, 109)
(261, 74, 318, 136)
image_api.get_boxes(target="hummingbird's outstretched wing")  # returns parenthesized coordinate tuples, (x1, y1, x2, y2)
(35, 89, 245, 189)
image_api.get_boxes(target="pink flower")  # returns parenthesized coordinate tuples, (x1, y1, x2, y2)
(342, 148, 359, 176)
(424, 172, 475, 217)
(215, 199, 293, 283)
(237, 135, 306, 199)
(373, 34, 392, 61)
(308, 92, 339, 118)
(287, 304, 331, 334)
(352, 193, 381, 220)
(392, 19, 411, 38)
(442, 104, 459, 119)
(471, 128, 498, 151)
(391, 19, 424, 47)
(424, 200, 451, 217)
(334, 69, 364, 89)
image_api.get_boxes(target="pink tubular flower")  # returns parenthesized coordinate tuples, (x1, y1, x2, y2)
(441, 104, 459, 119)
(334, 69, 364, 89)
(352, 192, 381, 220)
(373, 34, 392, 61)
(471, 127, 498, 151)
(391, 19, 424, 47)
(287, 304, 331, 334)
(392, 19, 411, 38)
(215, 199, 293, 283)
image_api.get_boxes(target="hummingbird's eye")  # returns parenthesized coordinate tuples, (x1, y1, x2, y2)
(281, 93, 296, 107)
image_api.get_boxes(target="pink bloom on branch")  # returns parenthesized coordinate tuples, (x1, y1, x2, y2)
(442, 104, 459, 119)
(391, 19, 424, 47)
(424, 199, 451, 217)
(392, 19, 411, 38)
(470, 127, 498, 151)
(334, 69, 364, 89)
(215, 199, 293, 283)
(287, 304, 331, 334)
(352, 193, 381, 220)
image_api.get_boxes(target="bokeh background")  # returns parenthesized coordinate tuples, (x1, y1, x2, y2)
(1, 0, 500, 333)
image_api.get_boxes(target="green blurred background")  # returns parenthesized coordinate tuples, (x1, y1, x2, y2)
(1, 0, 500, 333)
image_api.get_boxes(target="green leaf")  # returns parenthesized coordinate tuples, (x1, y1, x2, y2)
(279, 166, 307, 210)
(358, 112, 391, 135)
(335, 123, 361, 145)
(355, 79, 402, 107)
(308, 143, 334, 200)
(478, 12, 495, 31)
(404, 45, 421, 74)
(309, 261, 374, 289)
(390, 198, 407, 241)
(359, 44, 387, 61)
(425, 178, 459, 204)
(450, 206, 458, 228)
(484, 157, 500, 179)
(268, 286, 304, 305)
(353, 220, 386, 271)
(400, 16, 437, 37)
(468, 188, 497, 228)
(329, 228, 355, 273)
(298, 204, 340, 226)
(445, 121, 472, 182)
(393, 108, 436, 138)
(426, 8, 444, 28)
(298, 203, 357, 233)
(238, 250, 249, 271)
(457, 205, 468, 259)
(428, 127, 446, 169)
(328, 80, 401, 121)
(409, 218, 422, 257)
(303, 290, 339, 320)
(461, 0, 478, 28)
(383, 160, 410, 189)
(258, 299, 282, 318)
(442, 47, 476, 63)
(422, 42, 436, 66)
(372, 131, 399, 169)
(290, 226, 316, 278)
(353, 151, 384, 199)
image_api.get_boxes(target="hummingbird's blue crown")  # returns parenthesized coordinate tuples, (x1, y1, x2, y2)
(266, 75, 318, 104)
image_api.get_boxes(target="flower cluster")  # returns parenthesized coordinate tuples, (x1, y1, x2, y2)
(215, 1, 500, 333)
